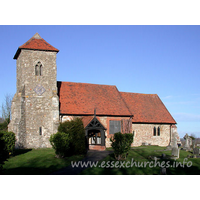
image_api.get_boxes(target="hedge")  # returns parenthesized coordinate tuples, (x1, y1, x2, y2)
(0, 131, 15, 173)
(0, 131, 16, 154)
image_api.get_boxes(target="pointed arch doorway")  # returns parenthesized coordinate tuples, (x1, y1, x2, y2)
(85, 117, 106, 151)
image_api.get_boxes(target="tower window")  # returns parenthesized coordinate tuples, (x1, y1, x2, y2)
(39, 127, 42, 135)
(35, 61, 42, 76)
(35, 64, 39, 76)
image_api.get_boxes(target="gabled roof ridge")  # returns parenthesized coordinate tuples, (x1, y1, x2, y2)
(57, 81, 117, 88)
(120, 91, 157, 96)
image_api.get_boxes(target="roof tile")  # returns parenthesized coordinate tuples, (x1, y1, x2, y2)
(58, 81, 176, 124)
(120, 92, 176, 124)
(57, 81, 131, 116)
(14, 33, 59, 59)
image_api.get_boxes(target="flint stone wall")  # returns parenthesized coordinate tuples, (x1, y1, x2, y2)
(61, 115, 172, 147)
(9, 49, 59, 148)
(132, 123, 171, 146)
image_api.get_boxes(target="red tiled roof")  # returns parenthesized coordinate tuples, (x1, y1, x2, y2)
(57, 81, 132, 116)
(58, 81, 176, 124)
(81, 116, 93, 128)
(120, 92, 176, 124)
(14, 33, 59, 59)
(81, 116, 106, 129)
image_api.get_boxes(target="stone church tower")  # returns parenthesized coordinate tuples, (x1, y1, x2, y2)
(8, 33, 60, 148)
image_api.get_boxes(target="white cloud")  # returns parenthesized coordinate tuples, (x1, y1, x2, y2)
(173, 113, 200, 122)
(161, 95, 173, 99)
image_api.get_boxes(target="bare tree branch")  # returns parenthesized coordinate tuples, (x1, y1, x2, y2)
(1, 94, 13, 122)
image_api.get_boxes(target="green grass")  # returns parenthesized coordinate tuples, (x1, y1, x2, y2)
(80, 146, 200, 175)
(2, 146, 200, 175)
(2, 148, 84, 175)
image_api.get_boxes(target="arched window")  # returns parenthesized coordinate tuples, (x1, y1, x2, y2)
(39, 64, 42, 76)
(35, 61, 42, 76)
(153, 127, 156, 136)
(35, 64, 39, 76)
(157, 127, 160, 136)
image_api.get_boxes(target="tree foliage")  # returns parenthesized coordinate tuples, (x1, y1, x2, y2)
(50, 118, 87, 157)
(50, 132, 70, 158)
(0, 118, 10, 131)
(0, 134, 9, 173)
(0, 131, 16, 173)
(190, 133, 196, 140)
(0, 131, 16, 154)
(110, 132, 133, 160)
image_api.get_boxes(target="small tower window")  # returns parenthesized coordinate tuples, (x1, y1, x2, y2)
(35, 64, 39, 76)
(39, 127, 42, 135)
(35, 61, 42, 76)
(39, 64, 42, 76)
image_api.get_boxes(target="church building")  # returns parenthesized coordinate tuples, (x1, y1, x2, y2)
(8, 33, 178, 150)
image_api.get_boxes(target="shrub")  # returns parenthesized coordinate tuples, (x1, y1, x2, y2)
(0, 132, 9, 173)
(110, 132, 133, 160)
(125, 133, 134, 147)
(68, 118, 87, 155)
(0, 131, 16, 154)
(50, 132, 70, 158)
(51, 118, 87, 157)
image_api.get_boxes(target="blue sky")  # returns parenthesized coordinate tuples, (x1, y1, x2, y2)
(0, 25, 200, 138)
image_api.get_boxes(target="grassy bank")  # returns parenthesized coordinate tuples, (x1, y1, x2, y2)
(2, 148, 84, 175)
(80, 146, 200, 175)
(2, 146, 200, 175)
